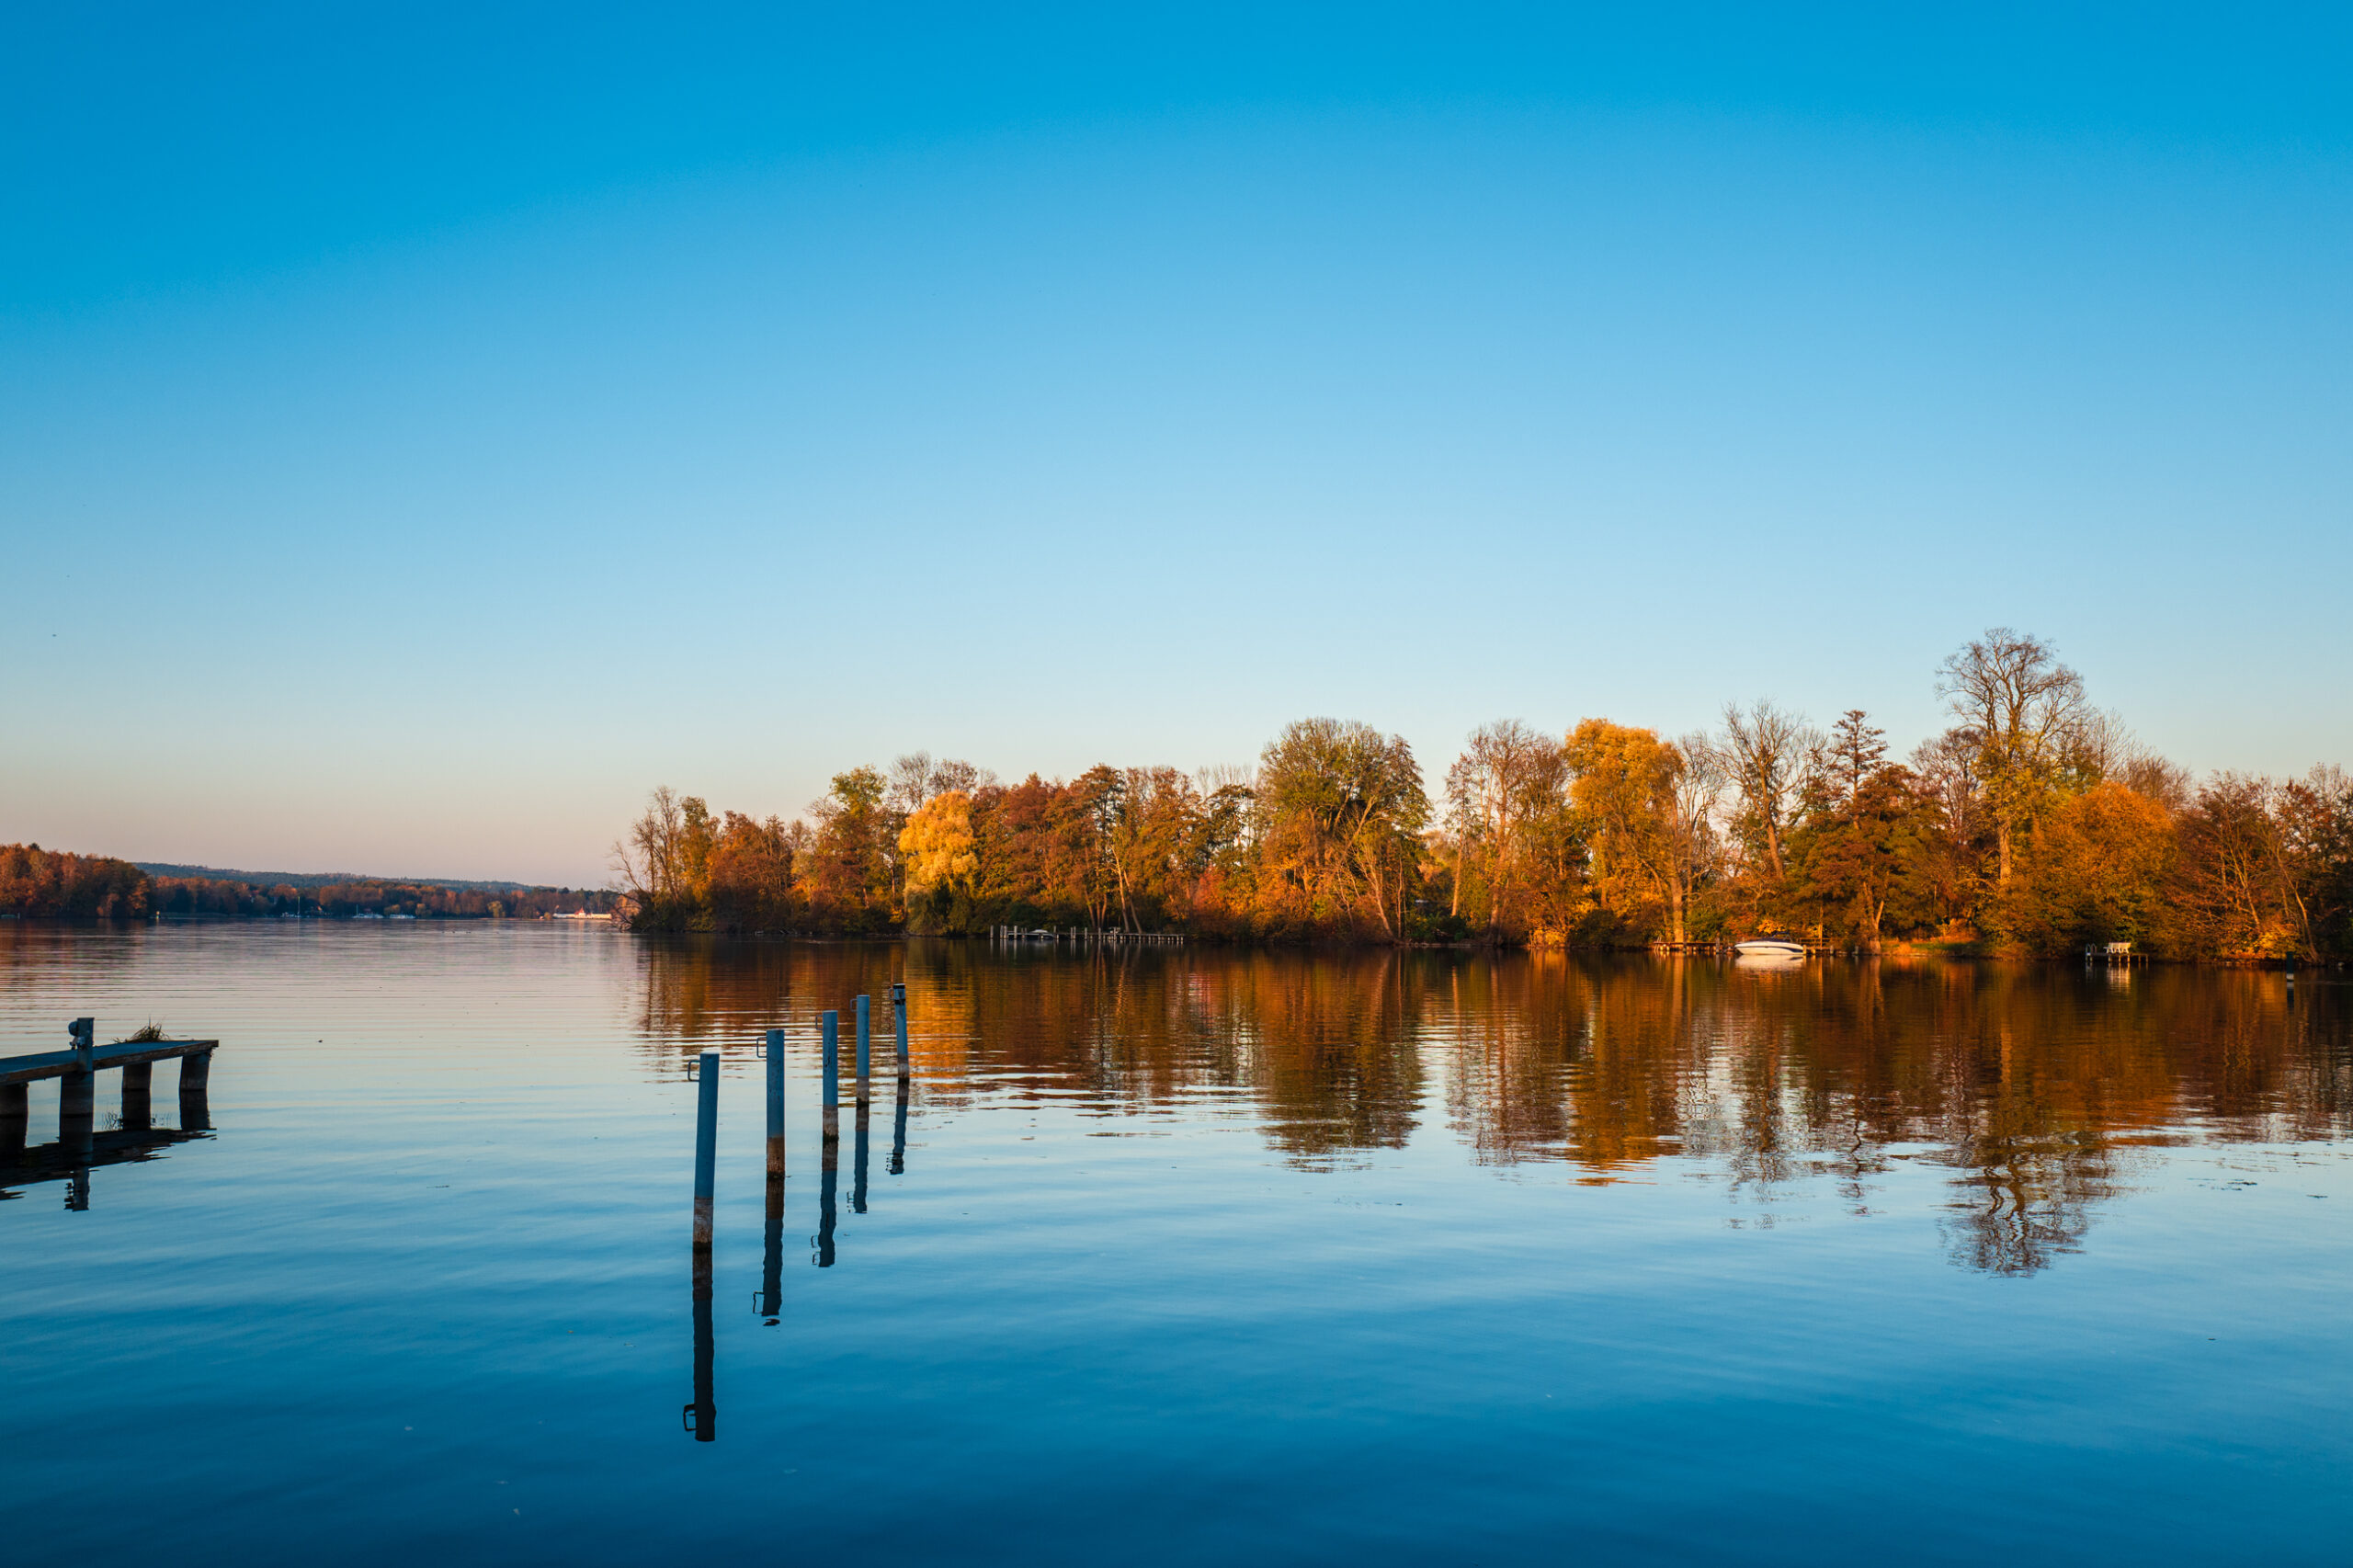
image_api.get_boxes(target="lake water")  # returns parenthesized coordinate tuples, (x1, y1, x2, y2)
(2, 924, 2347, 1564)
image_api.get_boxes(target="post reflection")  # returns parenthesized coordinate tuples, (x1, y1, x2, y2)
(634, 942, 2352, 1277)
(814, 1137, 837, 1269)
(853, 1099, 870, 1216)
(685, 1244, 714, 1443)
(890, 1075, 908, 1176)
(891, 981, 910, 1176)
(815, 1009, 839, 1267)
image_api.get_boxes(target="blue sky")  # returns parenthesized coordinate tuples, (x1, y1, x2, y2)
(6, 4, 2348, 885)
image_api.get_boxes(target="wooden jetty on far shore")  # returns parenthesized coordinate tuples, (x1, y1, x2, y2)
(990, 926, 1185, 947)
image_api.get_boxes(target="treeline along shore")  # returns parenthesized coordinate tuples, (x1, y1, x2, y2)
(619, 629, 2352, 962)
(0, 847, 613, 923)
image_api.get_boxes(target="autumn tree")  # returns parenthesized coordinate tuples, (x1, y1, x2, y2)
(1564, 720, 1716, 944)
(2169, 776, 2306, 958)
(707, 812, 799, 932)
(1820, 710, 1889, 810)
(805, 767, 896, 930)
(1786, 754, 1940, 949)
(613, 786, 701, 926)
(0, 845, 151, 920)
(1443, 720, 1569, 937)
(898, 790, 979, 932)
(1256, 719, 1427, 938)
(1718, 699, 1818, 882)
(1936, 629, 2091, 886)
(2000, 781, 2174, 955)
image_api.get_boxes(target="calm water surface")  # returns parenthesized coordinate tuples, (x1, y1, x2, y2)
(2, 925, 2348, 1564)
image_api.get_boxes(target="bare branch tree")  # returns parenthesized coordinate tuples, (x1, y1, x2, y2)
(1936, 628, 2089, 885)
(1719, 699, 1817, 880)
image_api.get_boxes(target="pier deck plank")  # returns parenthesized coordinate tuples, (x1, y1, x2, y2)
(0, 1040, 220, 1086)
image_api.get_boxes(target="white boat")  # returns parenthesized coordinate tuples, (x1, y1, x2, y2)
(1733, 937, 1808, 960)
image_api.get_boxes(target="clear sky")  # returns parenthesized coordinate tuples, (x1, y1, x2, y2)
(6, 4, 2348, 886)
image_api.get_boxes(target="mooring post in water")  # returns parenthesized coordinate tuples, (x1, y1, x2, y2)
(685, 1051, 720, 1422)
(821, 1011, 839, 1147)
(760, 1026, 784, 1323)
(764, 1028, 786, 1181)
(892, 982, 909, 1078)
(855, 994, 871, 1108)
(692, 1051, 719, 1253)
(120, 1062, 153, 1131)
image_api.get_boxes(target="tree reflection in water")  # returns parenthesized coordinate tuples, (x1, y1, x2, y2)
(631, 939, 2352, 1275)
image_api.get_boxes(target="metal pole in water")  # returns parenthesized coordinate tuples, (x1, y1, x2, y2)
(892, 982, 909, 1078)
(855, 994, 870, 1108)
(821, 1011, 839, 1148)
(764, 1028, 786, 1181)
(760, 1026, 784, 1323)
(692, 1051, 719, 1253)
(685, 1051, 721, 1435)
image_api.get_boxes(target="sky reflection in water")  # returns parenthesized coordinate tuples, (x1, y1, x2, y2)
(1, 925, 2348, 1564)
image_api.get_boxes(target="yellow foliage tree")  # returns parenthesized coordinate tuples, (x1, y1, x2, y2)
(899, 790, 979, 896)
(2005, 780, 2176, 953)
(1564, 719, 1699, 942)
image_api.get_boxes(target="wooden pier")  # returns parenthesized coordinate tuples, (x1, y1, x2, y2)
(1, 1018, 219, 1206)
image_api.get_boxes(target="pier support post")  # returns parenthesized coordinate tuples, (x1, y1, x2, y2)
(121, 1062, 153, 1131)
(692, 1051, 718, 1253)
(61, 1066, 95, 1153)
(1, 1083, 26, 1161)
(179, 1049, 213, 1131)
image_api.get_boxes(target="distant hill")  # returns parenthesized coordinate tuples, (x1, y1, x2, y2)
(136, 863, 563, 893)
